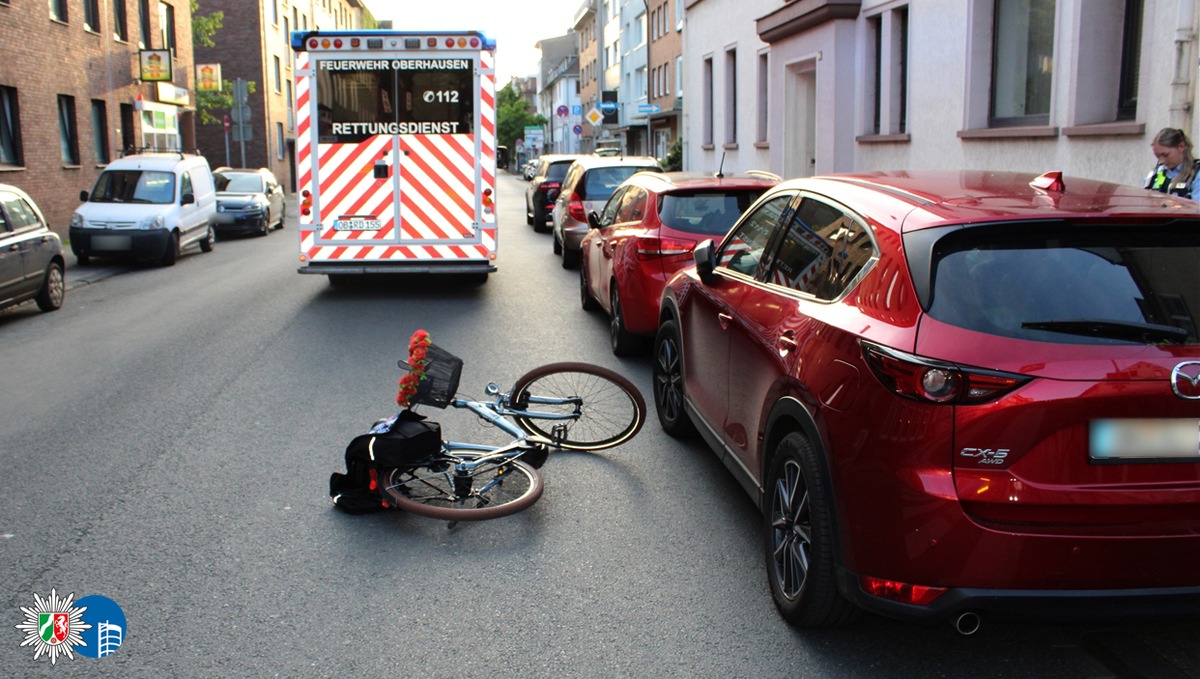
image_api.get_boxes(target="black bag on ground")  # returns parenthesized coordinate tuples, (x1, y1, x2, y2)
(330, 410, 442, 514)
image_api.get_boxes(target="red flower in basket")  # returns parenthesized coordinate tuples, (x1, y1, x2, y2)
(397, 329, 432, 408)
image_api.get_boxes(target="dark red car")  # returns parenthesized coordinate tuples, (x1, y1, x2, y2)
(654, 170, 1200, 632)
(580, 172, 778, 355)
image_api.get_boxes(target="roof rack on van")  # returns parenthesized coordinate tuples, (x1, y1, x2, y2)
(117, 146, 199, 159)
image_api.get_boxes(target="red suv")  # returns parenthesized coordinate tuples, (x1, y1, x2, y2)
(654, 170, 1200, 632)
(580, 171, 778, 355)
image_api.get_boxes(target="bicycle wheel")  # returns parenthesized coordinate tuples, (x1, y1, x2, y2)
(379, 456, 543, 522)
(510, 362, 646, 451)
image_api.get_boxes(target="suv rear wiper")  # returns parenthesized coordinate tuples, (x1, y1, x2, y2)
(1021, 319, 1190, 344)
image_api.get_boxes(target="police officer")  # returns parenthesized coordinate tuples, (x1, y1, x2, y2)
(1145, 127, 1200, 200)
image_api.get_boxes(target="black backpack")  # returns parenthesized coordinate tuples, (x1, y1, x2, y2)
(329, 410, 442, 514)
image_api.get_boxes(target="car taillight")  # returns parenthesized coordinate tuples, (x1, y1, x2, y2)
(861, 341, 1029, 404)
(542, 181, 560, 202)
(568, 192, 586, 222)
(861, 576, 946, 606)
(636, 236, 696, 261)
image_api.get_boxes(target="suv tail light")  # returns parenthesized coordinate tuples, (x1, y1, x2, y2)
(636, 236, 696, 261)
(861, 576, 946, 605)
(861, 341, 1029, 404)
(568, 192, 587, 222)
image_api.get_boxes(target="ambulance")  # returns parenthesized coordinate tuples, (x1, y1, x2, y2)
(291, 30, 498, 281)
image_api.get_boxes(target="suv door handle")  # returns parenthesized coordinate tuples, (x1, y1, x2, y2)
(718, 312, 732, 329)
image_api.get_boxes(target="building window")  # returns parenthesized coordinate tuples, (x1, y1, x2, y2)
(90, 100, 109, 163)
(286, 80, 294, 130)
(276, 122, 285, 159)
(113, 0, 129, 41)
(756, 51, 768, 144)
(159, 1, 176, 53)
(676, 55, 683, 97)
(274, 56, 282, 92)
(139, 0, 152, 48)
(0, 87, 23, 166)
(990, 0, 1055, 127)
(50, 0, 68, 22)
(867, 6, 909, 135)
(702, 56, 713, 146)
(84, 0, 100, 31)
(57, 95, 80, 165)
(1117, 0, 1143, 120)
(270, 0, 278, 25)
(724, 48, 737, 145)
(119, 103, 135, 153)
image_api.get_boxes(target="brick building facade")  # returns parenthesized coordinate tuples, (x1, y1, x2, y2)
(0, 0, 196, 237)
(193, 0, 367, 194)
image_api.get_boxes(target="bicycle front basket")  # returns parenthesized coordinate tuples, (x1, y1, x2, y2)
(411, 344, 463, 408)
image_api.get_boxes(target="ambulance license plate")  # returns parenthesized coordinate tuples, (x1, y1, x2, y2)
(333, 218, 383, 231)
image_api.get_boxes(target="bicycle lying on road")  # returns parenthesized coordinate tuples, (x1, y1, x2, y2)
(372, 333, 646, 524)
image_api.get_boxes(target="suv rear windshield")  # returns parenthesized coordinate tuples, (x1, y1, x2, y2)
(90, 170, 176, 204)
(581, 165, 657, 200)
(543, 161, 573, 182)
(926, 221, 1200, 345)
(659, 189, 768, 236)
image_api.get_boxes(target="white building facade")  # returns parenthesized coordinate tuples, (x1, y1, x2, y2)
(684, 0, 1200, 190)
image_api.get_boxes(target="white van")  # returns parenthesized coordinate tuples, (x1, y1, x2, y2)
(69, 153, 218, 266)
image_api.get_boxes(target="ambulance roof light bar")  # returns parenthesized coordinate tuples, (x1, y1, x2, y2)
(292, 30, 494, 52)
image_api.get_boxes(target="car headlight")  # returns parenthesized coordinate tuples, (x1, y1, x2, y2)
(70, 213, 83, 228)
(139, 214, 165, 229)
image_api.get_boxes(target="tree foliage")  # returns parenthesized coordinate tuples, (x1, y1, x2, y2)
(191, 0, 223, 48)
(496, 81, 546, 151)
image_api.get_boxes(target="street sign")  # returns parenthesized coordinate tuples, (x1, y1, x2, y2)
(556, 105, 569, 118)
(597, 101, 618, 112)
(223, 115, 231, 133)
(573, 124, 583, 135)
(638, 103, 661, 114)
(571, 104, 583, 115)
(232, 126, 252, 142)
(585, 108, 604, 126)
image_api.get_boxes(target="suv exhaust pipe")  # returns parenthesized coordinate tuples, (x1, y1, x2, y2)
(952, 611, 982, 636)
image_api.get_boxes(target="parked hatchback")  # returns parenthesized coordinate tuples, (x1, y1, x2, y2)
(654, 170, 1200, 632)
(581, 171, 778, 355)
(525, 154, 578, 231)
(70, 153, 217, 266)
(0, 184, 65, 313)
(552, 155, 662, 268)
(213, 167, 285, 237)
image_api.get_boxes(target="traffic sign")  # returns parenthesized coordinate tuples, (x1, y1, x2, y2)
(597, 101, 618, 112)
(585, 108, 604, 126)
(223, 115, 231, 133)
(638, 103, 661, 114)
(571, 104, 583, 115)
(556, 105, 569, 118)
(573, 124, 583, 135)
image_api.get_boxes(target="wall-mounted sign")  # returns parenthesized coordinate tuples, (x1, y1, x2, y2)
(139, 49, 172, 82)
(156, 82, 190, 106)
(196, 64, 222, 92)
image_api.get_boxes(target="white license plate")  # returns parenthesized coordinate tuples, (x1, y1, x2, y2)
(1090, 419, 1200, 461)
(91, 235, 131, 251)
(332, 219, 382, 231)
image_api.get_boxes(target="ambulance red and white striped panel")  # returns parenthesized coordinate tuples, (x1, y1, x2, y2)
(295, 46, 497, 266)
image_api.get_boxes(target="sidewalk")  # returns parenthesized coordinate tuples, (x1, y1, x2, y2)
(65, 261, 127, 292)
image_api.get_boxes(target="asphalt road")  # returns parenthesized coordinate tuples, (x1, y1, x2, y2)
(0, 174, 1196, 677)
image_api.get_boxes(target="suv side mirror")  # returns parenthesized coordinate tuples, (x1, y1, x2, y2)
(694, 239, 717, 284)
(80, 190, 89, 202)
(587, 211, 602, 229)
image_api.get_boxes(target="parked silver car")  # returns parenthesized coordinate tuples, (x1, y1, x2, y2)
(551, 155, 662, 268)
(212, 168, 285, 237)
(0, 184, 65, 313)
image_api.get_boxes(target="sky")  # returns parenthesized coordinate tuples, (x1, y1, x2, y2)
(361, 0, 582, 85)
